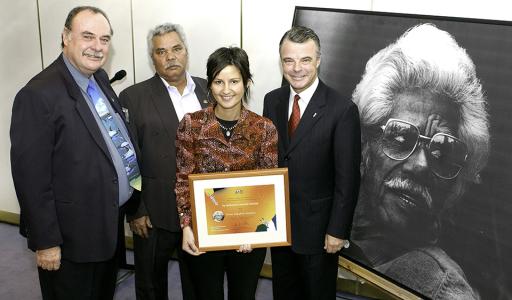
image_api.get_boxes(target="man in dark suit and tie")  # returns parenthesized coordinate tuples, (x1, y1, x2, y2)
(10, 6, 140, 300)
(263, 26, 361, 300)
(119, 23, 208, 300)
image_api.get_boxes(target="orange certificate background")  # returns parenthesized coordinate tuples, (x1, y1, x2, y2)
(204, 185, 276, 235)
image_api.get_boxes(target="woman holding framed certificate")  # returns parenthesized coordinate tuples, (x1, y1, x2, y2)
(175, 47, 278, 300)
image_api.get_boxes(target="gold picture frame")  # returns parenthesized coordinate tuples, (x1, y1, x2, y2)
(188, 168, 291, 251)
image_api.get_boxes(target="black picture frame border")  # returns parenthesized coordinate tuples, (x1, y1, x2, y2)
(293, 6, 512, 28)
(291, 5, 512, 299)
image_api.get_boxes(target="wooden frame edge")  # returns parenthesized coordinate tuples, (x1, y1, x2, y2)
(0, 210, 20, 225)
(188, 168, 291, 251)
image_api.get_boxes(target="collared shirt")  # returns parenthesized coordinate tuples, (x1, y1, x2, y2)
(175, 105, 278, 228)
(160, 72, 202, 121)
(63, 55, 133, 205)
(288, 77, 319, 120)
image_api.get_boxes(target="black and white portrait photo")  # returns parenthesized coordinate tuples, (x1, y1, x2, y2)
(293, 7, 512, 300)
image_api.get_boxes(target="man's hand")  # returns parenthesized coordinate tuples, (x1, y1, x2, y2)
(182, 226, 204, 256)
(324, 234, 346, 254)
(129, 215, 152, 238)
(36, 246, 61, 271)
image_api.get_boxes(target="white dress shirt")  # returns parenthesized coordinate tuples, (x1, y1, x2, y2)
(160, 72, 202, 121)
(288, 77, 319, 120)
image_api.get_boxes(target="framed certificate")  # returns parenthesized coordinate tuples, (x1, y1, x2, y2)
(188, 168, 291, 251)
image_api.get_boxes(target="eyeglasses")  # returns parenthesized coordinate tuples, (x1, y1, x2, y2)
(380, 118, 468, 179)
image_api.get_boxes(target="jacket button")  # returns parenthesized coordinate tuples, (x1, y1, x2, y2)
(113, 179, 118, 184)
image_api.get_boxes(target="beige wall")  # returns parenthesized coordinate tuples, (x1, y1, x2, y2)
(0, 1, 41, 214)
(2, 0, 512, 215)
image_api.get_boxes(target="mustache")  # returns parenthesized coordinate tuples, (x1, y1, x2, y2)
(164, 62, 182, 69)
(82, 50, 104, 59)
(384, 177, 433, 209)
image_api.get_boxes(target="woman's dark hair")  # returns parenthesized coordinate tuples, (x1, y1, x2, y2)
(206, 47, 252, 102)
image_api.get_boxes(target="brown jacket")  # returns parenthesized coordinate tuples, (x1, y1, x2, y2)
(175, 105, 278, 227)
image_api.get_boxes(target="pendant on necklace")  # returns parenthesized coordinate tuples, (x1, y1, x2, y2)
(226, 130, 231, 137)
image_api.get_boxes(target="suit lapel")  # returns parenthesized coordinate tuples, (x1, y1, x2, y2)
(286, 81, 327, 155)
(275, 88, 291, 151)
(148, 75, 180, 141)
(192, 76, 210, 108)
(151, 75, 210, 141)
(56, 57, 111, 160)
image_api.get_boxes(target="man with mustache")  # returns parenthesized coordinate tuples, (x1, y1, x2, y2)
(348, 24, 490, 299)
(119, 23, 208, 299)
(10, 6, 140, 300)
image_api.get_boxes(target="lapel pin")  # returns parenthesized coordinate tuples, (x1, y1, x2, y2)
(122, 107, 130, 122)
(313, 112, 317, 118)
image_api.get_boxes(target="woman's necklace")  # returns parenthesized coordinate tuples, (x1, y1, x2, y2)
(218, 121, 238, 137)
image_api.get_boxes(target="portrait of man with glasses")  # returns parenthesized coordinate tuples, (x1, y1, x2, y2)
(347, 23, 490, 300)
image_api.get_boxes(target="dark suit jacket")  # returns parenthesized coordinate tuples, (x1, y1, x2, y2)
(10, 54, 139, 262)
(119, 74, 208, 232)
(263, 80, 361, 254)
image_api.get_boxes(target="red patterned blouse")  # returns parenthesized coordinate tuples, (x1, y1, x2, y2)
(175, 105, 278, 228)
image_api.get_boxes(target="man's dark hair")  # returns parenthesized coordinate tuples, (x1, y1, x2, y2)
(61, 6, 113, 48)
(279, 26, 321, 57)
(206, 47, 253, 102)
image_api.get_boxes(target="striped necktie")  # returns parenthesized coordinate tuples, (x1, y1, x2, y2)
(288, 94, 301, 137)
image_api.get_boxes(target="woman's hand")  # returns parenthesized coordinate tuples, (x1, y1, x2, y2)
(182, 226, 204, 256)
(237, 244, 253, 253)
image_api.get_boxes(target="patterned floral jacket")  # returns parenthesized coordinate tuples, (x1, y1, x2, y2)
(175, 105, 278, 227)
